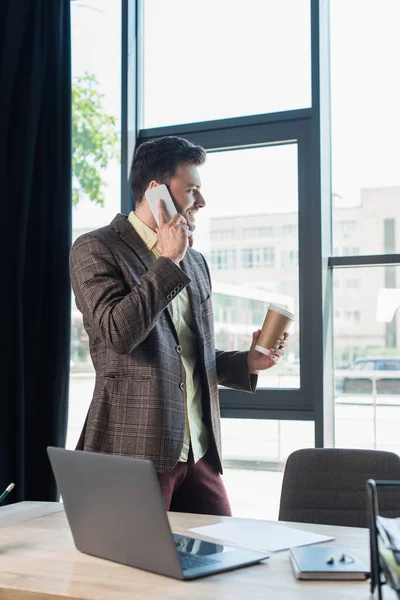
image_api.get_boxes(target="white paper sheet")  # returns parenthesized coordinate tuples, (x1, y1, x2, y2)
(189, 519, 334, 553)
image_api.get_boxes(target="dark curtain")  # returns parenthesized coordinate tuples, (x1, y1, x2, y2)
(0, 1, 72, 502)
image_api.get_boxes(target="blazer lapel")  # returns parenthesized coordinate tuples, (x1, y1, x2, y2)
(181, 250, 202, 338)
(110, 214, 179, 342)
(110, 214, 154, 271)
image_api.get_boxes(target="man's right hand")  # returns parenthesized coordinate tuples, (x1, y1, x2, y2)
(157, 200, 191, 265)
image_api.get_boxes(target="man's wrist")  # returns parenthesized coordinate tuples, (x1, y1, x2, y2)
(161, 254, 180, 267)
(247, 353, 259, 375)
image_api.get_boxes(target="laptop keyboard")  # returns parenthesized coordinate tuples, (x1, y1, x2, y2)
(178, 552, 219, 571)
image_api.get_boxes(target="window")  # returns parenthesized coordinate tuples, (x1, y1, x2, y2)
(241, 248, 275, 269)
(195, 144, 300, 389)
(69, 0, 121, 450)
(342, 247, 360, 256)
(330, 0, 399, 446)
(345, 279, 360, 290)
(344, 310, 361, 326)
(331, 1, 400, 255)
(263, 248, 275, 268)
(211, 249, 236, 270)
(282, 224, 297, 236)
(221, 418, 314, 519)
(334, 220, 356, 234)
(211, 229, 236, 241)
(241, 249, 254, 269)
(280, 250, 298, 267)
(143, 0, 311, 127)
(334, 267, 400, 452)
(243, 227, 275, 239)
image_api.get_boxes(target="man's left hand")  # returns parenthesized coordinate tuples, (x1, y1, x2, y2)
(247, 331, 290, 375)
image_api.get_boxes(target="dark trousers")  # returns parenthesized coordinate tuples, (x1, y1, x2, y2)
(157, 450, 232, 516)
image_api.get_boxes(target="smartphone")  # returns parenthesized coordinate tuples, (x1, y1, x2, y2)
(145, 184, 177, 226)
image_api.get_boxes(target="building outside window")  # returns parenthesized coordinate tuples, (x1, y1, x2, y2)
(211, 249, 237, 270)
(342, 247, 360, 256)
(334, 220, 357, 234)
(280, 250, 298, 267)
(344, 279, 361, 290)
(282, 224, 297, 236)
(211, 229, 236, 241)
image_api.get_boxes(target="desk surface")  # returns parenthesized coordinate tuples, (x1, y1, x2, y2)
(0, 502, 395, 600)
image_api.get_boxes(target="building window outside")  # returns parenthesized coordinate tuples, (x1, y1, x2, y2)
(343, 310, 361, 325)
(241, 247, 275, 269)
(345, 279, 361, 290)
(243, 226, 275, 239)
(211, 229, 236, 241)
(334, 220, 357, 234)
(342, 247, 360, 256)
(211, 249, 237, 270)
(282, 224, 297, 236)
(242, 248, 254, 269)
(280, 250, 298, 267)
(263, 247, 275, 268)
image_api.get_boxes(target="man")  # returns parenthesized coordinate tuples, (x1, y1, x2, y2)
(70, 136, 288, 516)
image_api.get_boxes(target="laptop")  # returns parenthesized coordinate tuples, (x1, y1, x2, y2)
(47, 447, 269, 580)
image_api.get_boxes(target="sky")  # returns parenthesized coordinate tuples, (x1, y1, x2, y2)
(71, 0, 400, 238)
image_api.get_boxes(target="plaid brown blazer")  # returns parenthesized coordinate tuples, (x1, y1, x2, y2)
(70, 214, 257, 473)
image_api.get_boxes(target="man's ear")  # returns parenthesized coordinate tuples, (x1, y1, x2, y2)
(147, 180, 160, 190)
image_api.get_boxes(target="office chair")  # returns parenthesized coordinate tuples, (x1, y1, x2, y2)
(278, 448, 400, 527)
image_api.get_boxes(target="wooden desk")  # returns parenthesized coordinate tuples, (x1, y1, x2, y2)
(0, 502, 395, 599)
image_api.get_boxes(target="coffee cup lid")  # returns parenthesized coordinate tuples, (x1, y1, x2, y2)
(268, 303, 295, 320)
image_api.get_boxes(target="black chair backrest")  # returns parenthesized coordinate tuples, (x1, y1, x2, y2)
(278, 448, 400, 528)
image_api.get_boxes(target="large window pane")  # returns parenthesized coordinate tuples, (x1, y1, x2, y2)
(143, 0, 311, 128)
(69, 1, 121, 449)
(331, 1, 400, 254)
(222, 418, 314, 519)
(334, 267, 400, 452)
(195, 145, 300, 388)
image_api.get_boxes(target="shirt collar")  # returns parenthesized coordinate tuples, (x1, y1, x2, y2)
(127, 211, 160, 252)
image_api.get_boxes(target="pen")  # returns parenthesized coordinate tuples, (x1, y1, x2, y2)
(0, 483, 15, 504)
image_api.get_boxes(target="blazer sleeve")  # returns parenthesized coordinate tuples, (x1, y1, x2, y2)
(215, 350, 258, 393)
(70, 233, 190, 354)
(198, 252, 258, 393)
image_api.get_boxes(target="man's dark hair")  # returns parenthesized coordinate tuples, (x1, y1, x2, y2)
(130, 136, 206, 204)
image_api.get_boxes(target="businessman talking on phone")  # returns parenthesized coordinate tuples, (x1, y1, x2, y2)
(70, 136, 288, 516)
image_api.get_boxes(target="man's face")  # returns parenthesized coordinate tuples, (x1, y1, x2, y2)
(167, 163, 206, 232)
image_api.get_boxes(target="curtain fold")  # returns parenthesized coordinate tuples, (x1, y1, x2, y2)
(0, 0, 72, 502)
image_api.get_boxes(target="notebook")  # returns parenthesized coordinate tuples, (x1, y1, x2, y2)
(290, 545, 369, 580)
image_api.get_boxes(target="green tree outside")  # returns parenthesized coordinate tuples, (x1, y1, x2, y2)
(72, 72, 120, 206)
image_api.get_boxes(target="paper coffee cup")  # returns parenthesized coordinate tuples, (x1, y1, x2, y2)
(255, 303, 294, 356)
